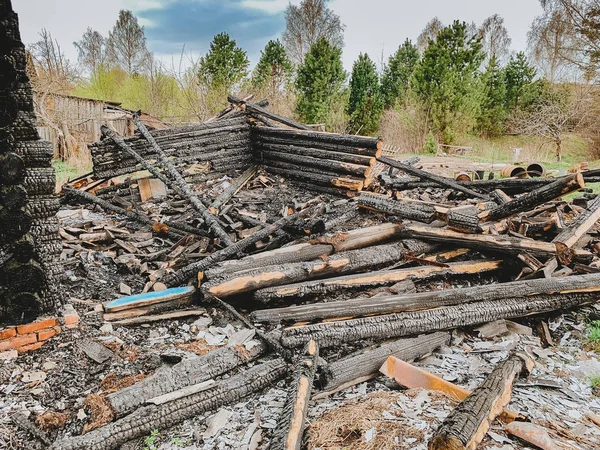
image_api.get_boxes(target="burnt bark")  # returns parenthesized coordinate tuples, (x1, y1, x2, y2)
(553, 194, 600, 248)
(357, 193, 436, 223)
(264, 165, 364, 191)
(209, 164, 258, 214)
(254, 141, 375, 166)
(259, 149, 371, 177)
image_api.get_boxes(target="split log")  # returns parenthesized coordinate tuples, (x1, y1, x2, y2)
(204, 242, 413, 298)
(264, 163, 365, 191)
(208, 164, 258, 214)
(251, 260, 503, 309)
(164, 206, 319, 286)
(482, 173, 585, 221)
(357, 192, 436, 223)
(280, 291, 598, 348)
(254, 127, 382, 156)
(378, 156, 488, 200)
(271, 340, 319, 450)
(428, 354, 533, 450)
(131, 115, 233, 246)
(319, 332, 450, 394)
(259, 150, 371, 177)
(553, 195, 600, 248)
(267, 272, 600, 327)
(107, 340, 267, 417)
(254, 141, 375, 166)
(399, 223, 592, 262)
(51, 359, 288, 450)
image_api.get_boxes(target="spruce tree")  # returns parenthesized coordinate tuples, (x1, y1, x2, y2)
(347, 53, 383, 135)
(478, 56, 508, 137)
(295, 38, 345, 124)
(504, 52, 536, 110)
(198, 33, 249, 90)
(380, 39, 419, 107)
(252, 39, 293, 92)
(412, 21, 484, 143)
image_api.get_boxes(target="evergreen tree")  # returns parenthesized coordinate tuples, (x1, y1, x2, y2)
(252, 39, 293, 92)
(504, 51, 536, 110)
(412, 20, 485, 143)
(347, 53, 383, 135)
(477, 56, 508, 137)
(198, 33, 249, 90)
(295, 38, 346, 124)
(380, 39, 419, 107)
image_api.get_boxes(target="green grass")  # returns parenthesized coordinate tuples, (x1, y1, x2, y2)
(52, 160, 92, 185)
(587, 321, 600, 344)
(591, 375, 600, 390)
(143, 429, 159, 450)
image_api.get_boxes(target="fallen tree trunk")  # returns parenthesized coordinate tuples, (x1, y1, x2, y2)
(107, 341, 267, 417)
(482, 173, 585, 221)
(357, 192, 437, 223)
(319, 332, 450, 394)
(252, 260, 503, 307)
(51, 359, 288, 450)
(553, 195, 600, 248)
(399, 223, 592, 262)
(260, 150, 372, 177)
(208, 164, 258, 214)
(280, 291, 598, 348)
(428, 354, 533, 450)
(204, 242, 414, 298)
(254, 141, 376, 167)
(271, 340, 319, 450)
(378, 156, 488, 200)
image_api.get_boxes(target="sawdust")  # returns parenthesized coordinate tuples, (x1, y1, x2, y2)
(100, 372, 147, 395)
(82, 394, 115, 434)
(35, 410, 70, 432)
(176, 339, 217, 356)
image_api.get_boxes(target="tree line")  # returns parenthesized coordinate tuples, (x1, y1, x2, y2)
(27, 0, 600, 160)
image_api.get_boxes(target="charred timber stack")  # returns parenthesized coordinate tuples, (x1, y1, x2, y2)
(252, 126, 381, 195)
(89, 116, 252, 179)
(0, 0, 61, 322)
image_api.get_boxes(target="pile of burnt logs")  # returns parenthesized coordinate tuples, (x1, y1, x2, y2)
(0, 1, 61, 322)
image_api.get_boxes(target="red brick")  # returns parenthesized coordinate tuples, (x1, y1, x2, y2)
(0, 328, 16, 340)
(64, 313, 79, 326)
(37, 328, 57, 341)
(0, 334, 37, 351)
(17, 341, 45, 353)
(16, 318, 56, 335)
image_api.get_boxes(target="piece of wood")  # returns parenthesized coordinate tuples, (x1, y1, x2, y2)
(504, 421, 561, 450)
(280, 290, 599, 348)
(146, 379, 215, 405)
(209, 164, 258, 214)
(138, 178, 167, 202)
(446, 206, 481, 233)
(378, 155, 488, 199)
(251, 260, 503, 308)
(553, 195, 600, 248)
(399, 223, 592, 262)
(320, 332, 450, 394)
(428, 354, 533, 450)
(76, 339, 115, 364)
(104, 286, 196, 313)
(254, 141, 375, 166)
(229, 95, 310, 130)
(357, 192, 437, 223)
(110, 308, 207, 326)
(481, 173, 585, 221)
(264, 164, 365, 191)
(271, 340, 319, 450)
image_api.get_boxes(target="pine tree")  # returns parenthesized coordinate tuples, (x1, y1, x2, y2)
(380, 39, 419, 108)
(412, 20, 484, 143)
(347, 53, 383, 135)
(198, 33, 249, 90)
(504, 52, 536, 110)
(295, 38, 346, 124)
(478, 56, 508, 137)
(252, 39, 293, 92)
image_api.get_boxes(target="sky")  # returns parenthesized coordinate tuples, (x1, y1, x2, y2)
(13, 0, 544, 72)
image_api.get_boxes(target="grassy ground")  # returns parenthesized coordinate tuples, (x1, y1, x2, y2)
(53, 160, 92, 185)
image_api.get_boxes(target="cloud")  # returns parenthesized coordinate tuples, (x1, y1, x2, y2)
(135, 0, 287, 60)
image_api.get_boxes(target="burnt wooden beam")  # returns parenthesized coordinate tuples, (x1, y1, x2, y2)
(319, 332, 450, 395)
(357, 192, 437, 223)
(429, 354, 533, 450)
(481, 173, 585, 221)
(254, 141, 376, 167)
(399, 223, 592, 262)
(264, 163, 365, 191)
(228, 94, 310, 130)
(553, 195, 600, 248)
(131, 114, 234, 246)
(252, 260, 503, 307)
(280, 291, 599, 348)
(259, 150, 372, 177)
(208, 164, 258, 214)
(51, 359, 288, 450)
(271, 340, 319, 450)
(378, 156, 488, 200)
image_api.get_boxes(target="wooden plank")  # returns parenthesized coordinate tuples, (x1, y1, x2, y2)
(103, 286, 196, 313)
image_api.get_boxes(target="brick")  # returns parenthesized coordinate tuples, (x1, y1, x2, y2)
(37, 328, 57, 341)
(16, 318, 56, 335)
(17, 341, 45, 353)
(64, 313, 79, 326)
(0, 334, 37, 351)
(0, 328, 16, 340)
